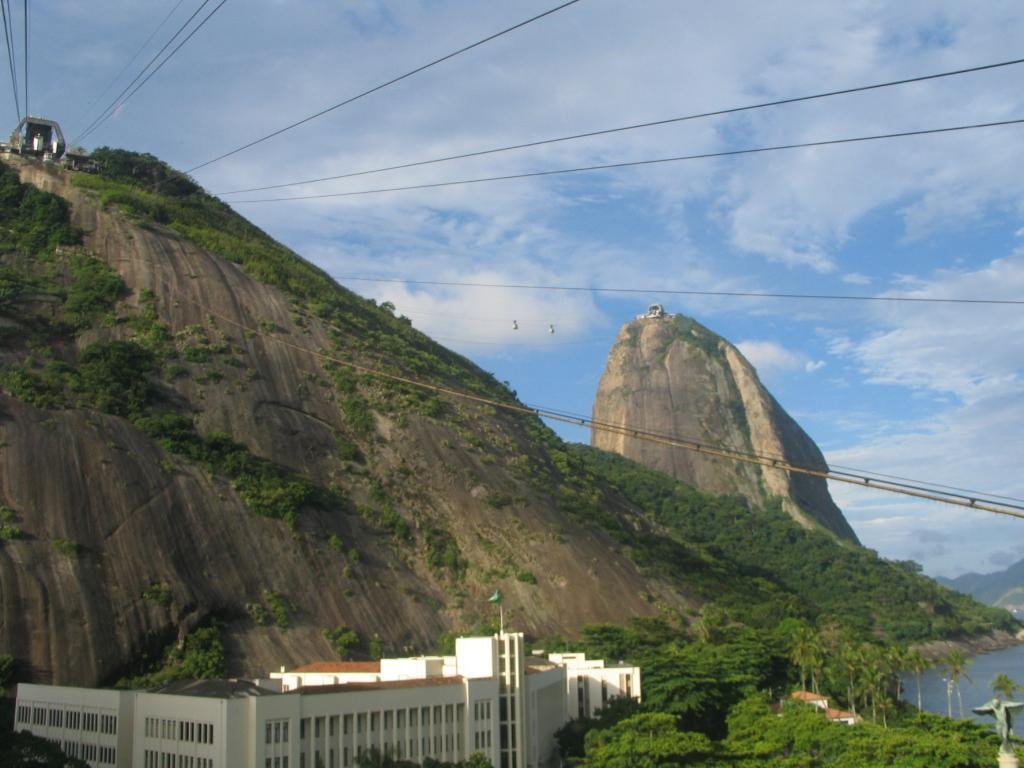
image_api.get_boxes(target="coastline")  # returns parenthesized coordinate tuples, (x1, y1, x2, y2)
(911, 628, 1024, 662)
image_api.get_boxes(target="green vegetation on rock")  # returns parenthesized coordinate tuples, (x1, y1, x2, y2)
(117, 624, 226, 688)
(567, 444, 1015, 641)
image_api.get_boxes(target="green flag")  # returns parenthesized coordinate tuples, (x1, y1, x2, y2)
(488, 589, 503, 604)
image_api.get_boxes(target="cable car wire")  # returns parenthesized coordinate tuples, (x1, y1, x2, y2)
(215, 55, 1024, 196)
(86, 0, 227, 143)
(153, 285, 1024, 520)
(529, 401, 1024, 507)
(72, 0, 225, 145)
(229, 117, 1024, 203)
(183, 0, 584, 175)
(331, 275, 1024, 307)
(1, 0, 19, 121)
(21, 0, 26, 117)
(72, 0, 187, 135)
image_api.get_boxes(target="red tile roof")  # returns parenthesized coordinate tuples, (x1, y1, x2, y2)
(291, 661, 382, 674)
(826, 708, 858, 721)
(791, 691, 827, 703)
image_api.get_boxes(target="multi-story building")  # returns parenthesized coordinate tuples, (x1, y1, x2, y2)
(14, 632, 640, 768)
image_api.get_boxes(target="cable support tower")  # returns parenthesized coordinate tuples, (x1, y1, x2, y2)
(183, 0, 583, 175)
(145, 279, 1024, 521)
(1, 0, 19, 121)
(72, 0, 187, 134)
(329, 275, 1024, 307)
(229, 118, 1024, 203)
(72, 0, 227, 145)
(215, 55, 1024, 197)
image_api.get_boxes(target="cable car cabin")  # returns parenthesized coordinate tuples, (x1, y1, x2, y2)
(8, 116, 66, 161)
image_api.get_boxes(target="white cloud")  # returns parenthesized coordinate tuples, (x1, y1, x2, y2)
(805, 360, 826, 373)
(736, 340, 805, 373)
(841, 273, 873, 285)
(825, 252, 1024, 576)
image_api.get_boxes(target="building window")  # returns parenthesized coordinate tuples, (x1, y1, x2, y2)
(275, 722, 282, 743)
(370, 712, 378, 733)
(283, 721, 289, 742)
(266, 723, 273, 744)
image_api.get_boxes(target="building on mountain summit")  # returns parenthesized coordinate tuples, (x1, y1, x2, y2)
(14, 632, 641, 768)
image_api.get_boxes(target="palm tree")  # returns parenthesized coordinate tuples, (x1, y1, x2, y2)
(992, 672, 1020, 700)
(790, 627, 823, 693)
(945, 649, 973, 718)
(836, 643, 863, 716)
(904, 649, 932, 712)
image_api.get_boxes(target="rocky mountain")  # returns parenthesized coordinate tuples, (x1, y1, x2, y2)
(592, 310, 858, 542)
(0, 150, 1011, 690)
(939, 558, 1024, 610)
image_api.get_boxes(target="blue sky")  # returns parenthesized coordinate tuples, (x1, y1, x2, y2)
(9, 0, 1024, 577)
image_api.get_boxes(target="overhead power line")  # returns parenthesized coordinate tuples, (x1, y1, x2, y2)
(216, 55, 1024, 196)
(148, 283, 1024, 520)
(184, 0, 584, 175)
(72, 0, 187, 134)
(1, 0, 19, 121)
(229, 117, 1024, 202)
(331, 275, 1024, 307)
(72, 0, 227, 145)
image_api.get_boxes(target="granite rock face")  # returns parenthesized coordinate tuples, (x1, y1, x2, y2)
(0, 157, 694, 686)
(592, 313, 858, 543)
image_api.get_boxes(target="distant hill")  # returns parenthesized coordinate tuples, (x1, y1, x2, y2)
(592, 311, 857, 542)
(939, 558, 1024, 609)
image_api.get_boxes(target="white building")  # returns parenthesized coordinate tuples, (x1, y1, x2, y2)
(14, 632, 640, 768)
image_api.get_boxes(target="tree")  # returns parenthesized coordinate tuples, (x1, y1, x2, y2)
(992, 672, 1020, 700)
(903, 649, 932, 712)
(945, 649, 973, 719)
(0, 730, 89, 767)
(834, 642, 864, 716)
(583, 712, 712, 768)
(790, 626, 824, 693)
(0, 653, 13, 695)
(369, 633, 383, 661)
(323, 626, 361, 660)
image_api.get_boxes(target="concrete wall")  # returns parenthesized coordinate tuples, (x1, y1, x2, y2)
(525, 667, 567, 768)
(15, 683, 133, 768)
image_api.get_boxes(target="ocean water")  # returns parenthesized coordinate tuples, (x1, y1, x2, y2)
(901, 643, 1024, 721)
